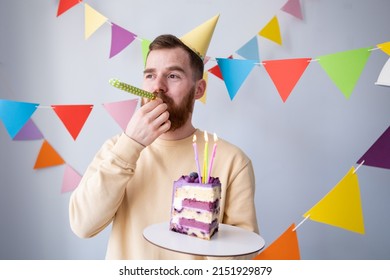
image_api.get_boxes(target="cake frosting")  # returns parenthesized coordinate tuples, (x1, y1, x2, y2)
(169, 173, 221, 240)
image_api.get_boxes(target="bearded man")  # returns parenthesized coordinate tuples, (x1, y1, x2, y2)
(69, 34, 259, 259)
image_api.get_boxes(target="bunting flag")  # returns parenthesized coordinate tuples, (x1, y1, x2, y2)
(57, 0, 82, 17)
(84, 3, 107, 39)
(303, 167, 365, 234)
(263, 58, 311, 102)
(199, 71, 208, 104)
(109, 23, 137, 58)
(102, 99, 138, 131)
(61, 164, 82, 193)
(52, 104, 93, 140)
(258, 16, 282, 45)
(357, 126, 390, 170)
(208, 55, 233, 80)
(0, 100, 39, 139)
(13, 119, 44, 141)
(377, 41, 390, 55)
(34, 140, 65, 169)
(216, 58, 257, 100)
(141, 38, 151, 66)
(317, 47, 372, 99)
(281, 0, 304, 20)
(236, 36, 260, 62)
(253, 224, 301, 260)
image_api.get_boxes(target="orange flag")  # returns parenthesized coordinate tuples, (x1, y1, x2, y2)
(258, 16, 282, 45)
(52, 105, 93, 140)
(303, 167, 365, 234)
(263, 58, 311, 102)
(34, 140, 65, 169)
(253, 224, 300, 260)
(57, 0, 82, 17)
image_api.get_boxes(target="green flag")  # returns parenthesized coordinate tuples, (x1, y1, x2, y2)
(317, 47, 372, 99)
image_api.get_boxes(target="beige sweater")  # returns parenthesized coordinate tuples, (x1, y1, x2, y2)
(69, 129, 259, 259)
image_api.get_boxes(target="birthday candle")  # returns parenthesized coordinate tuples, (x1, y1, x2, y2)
(192, 135, 202, 182)
(109, 78, 156, 100)
(203, 131, 209, 184)
(207, 133, 218, 183)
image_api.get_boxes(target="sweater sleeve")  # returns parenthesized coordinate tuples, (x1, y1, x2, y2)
(69, 133, 145, 238)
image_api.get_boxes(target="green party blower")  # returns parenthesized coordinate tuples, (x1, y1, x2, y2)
(109, 78, 156, 100)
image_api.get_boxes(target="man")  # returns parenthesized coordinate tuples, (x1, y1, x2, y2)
(69, 18, 258, 260)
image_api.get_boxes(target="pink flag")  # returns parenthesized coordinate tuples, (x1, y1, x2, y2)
(281, 0, 304, 20)
(110, 23, 137, 58)
(103, 99, 138, 131)
(61, 164, 82, 193)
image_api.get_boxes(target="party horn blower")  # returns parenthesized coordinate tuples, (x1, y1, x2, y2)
(109, 78, 156, 100)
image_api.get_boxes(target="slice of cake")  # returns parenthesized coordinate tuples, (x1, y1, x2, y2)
(170, 172, 221, 240)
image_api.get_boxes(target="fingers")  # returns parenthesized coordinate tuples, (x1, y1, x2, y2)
(125, 98, 171, 146)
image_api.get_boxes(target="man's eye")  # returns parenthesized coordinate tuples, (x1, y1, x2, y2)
(168, 74, 179, 79)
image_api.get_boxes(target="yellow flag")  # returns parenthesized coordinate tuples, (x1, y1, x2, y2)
(377, 41, 390, 56)
(84, 4, 108, 39)
(258, 16, 282, 45)
(304, 167, 365, 234)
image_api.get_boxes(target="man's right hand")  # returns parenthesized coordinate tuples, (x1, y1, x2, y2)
(125, 98, 171, 146)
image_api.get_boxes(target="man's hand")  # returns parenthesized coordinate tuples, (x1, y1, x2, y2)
(125, 98, 171, 146)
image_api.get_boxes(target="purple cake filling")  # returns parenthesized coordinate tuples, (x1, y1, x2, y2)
(179, 218, 219, 232)
(182, 198, 219, 211)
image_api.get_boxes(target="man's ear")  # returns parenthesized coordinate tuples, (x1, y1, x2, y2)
(195, 79, 206, 100)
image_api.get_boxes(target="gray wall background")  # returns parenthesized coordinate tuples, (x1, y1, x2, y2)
(0, 0, 389, 259)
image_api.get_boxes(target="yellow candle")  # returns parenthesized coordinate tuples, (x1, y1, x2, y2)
(203, 131, 209, 183)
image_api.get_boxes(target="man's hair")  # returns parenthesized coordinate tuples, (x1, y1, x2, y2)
(148, 34, 204, 81)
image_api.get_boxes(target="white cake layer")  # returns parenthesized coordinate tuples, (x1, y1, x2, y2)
(171, 208, 219, 224)
(175, 185, 220, 202)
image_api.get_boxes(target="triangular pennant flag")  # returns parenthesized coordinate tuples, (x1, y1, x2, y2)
(199, 71, 208, 104)
(84, 3, 107, 39)
(61, 164, 82, 193)
(263, 58, 311, 102)
(102, 99, 138, 131)
(317, 47, 372, 99)
(236, 36, 260, 62)
(377, 41, 390, 56)
(52, 104, 93, 140)
(57, 0, 82, 17)
(141, 38, 151, 66)
(357, 126, 390, 170)
(34, 140, 65, 169)
(258, 16, 282, 45)
(208, 55, 233, 80)
(303, 167, 365, 234)
(281, 0, 304, 20)
(253, 224, 301, 260)
(216, 58, 257, 100)
(13, 119, 44, 141)
(109, 23, 137, 58)
(0, 100, 39, 139)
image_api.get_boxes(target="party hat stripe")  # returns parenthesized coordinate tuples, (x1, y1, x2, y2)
(109, 79, 156, 99)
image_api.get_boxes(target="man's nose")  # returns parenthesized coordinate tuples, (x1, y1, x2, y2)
(152, 76, 167, 93)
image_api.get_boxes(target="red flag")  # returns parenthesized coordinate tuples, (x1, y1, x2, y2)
(57, 0, 82, 17)
(263, 58, 311, 102)
(52, 105, 93, 140)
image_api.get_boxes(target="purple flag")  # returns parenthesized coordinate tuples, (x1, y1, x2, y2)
(109, 23, 136, 58)
(357, 126, 390, 170)
(13, 119, 44, 141)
